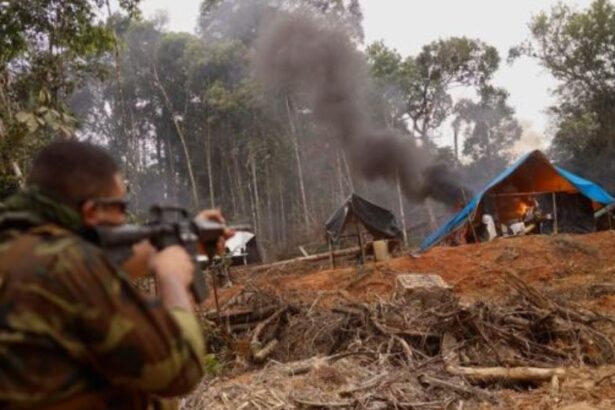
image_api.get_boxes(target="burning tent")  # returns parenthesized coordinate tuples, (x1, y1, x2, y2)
(326, 193, 403, 243)
(420, 150, 614, 252)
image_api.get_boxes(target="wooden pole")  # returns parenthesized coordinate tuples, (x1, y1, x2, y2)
(210, 268, 222, 324)
(328, 236, 335, 268)
(355, 222, 365, 264)
(488, 190, 576, 198)
(552, 192, 559, 234)
(396, 173, 408, 247)
(461, 188, 479, 243)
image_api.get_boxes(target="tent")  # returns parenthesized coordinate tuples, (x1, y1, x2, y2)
(325, 193, 403, 242)
(420, 150, 614, 252)
(225, 230, 261, 265)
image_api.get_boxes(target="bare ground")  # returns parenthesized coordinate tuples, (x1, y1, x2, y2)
(185, 231, 615, 409)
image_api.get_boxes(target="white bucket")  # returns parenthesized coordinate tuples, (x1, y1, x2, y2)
(373, 240, 390, 262)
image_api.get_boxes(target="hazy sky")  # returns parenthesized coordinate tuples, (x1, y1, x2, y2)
(137, 0, 591, 154)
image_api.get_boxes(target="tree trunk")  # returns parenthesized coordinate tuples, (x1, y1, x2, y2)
(226, 155, 237, 218)
(232, 143, 246, 216)
(265, 161, 274, 244)
(206, 123, 215, 208)
(341, 152, 355, 193)
(336, 152, 346, 202)
(164, 127, 178, 204)
(105, 0, 140, 208)
(396, 173, 408, 246)
(453, 123, 460, 161)
(249, 145, 261, 235)
(151, 64, 199, 209)
(286, 96, 310, 231)
(279, 176, 287, 244)
(425, 198, 438, 230)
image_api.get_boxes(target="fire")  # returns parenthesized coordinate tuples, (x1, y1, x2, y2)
(517, 202, 529, 215)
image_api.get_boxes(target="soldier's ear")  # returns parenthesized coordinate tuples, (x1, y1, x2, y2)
(81, 200, 99, 227)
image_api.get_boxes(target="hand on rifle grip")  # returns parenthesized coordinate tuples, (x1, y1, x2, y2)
(195, 209, 235, 256)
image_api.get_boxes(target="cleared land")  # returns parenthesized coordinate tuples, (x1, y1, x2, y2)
(185, 232, 615, 409)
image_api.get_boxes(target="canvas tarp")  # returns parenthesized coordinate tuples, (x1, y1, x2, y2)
(325, 194, 403, 242)
(225, 230, 261, 265)
(419, 150, 614, 252)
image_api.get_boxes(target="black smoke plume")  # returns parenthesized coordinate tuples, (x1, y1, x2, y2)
(253, 12, 470, 205)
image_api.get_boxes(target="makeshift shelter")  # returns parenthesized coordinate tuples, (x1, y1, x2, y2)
(325, 194, 403, 264)
(225, 230, 262, 266)
(420, 150, 614, 252)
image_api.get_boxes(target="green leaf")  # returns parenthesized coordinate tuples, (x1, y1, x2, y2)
(58, 126, 73, 137)
(26, 117, 39, 133)
(37, 89, 49, 104)
(15, 111, 33, 124)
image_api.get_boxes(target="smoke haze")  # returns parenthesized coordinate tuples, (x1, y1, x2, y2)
(253, 12, 469, 205)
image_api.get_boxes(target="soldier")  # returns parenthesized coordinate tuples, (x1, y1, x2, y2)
(0, 140, 225, 409)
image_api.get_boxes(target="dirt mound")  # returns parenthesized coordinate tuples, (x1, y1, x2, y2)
(187, 232, 615, 409)
(186, 270, 615, 409)
(209, 231, 615, 310)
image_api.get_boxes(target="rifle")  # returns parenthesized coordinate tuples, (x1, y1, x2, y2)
(96, 205, 230, 303)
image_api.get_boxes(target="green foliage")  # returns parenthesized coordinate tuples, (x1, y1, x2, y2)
(202, 353, 222, 375)
(513, 0, 615, 190)
(197, 0, 364, 44)
(367, 37, 500, 141)
(15, 89, 77, 137)
(0, 0, 140, 188)
(453, 86, 521, 182)
(455, 86, 521, 163)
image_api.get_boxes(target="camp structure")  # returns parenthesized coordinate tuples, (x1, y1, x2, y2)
(420, 150, 615, 252)
(325, 193, 403, 265)
(225, 230, 262, 266)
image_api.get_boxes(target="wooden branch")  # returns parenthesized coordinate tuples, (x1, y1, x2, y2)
(253, 339, 279, 363)
(339, 373, 386, 396)
(441, 333, 461, 368)
(446, 365, 566, 384)
(369, 314, 439, 340)
(393, 335, 415, 365)
(249, 246, 362, 273)
(250, 307, 287, 361)
(419, 374, 493, 402)
(291, 396, 353, 408)
(205, 305, 278, 324)
(283, 352, 372, 376)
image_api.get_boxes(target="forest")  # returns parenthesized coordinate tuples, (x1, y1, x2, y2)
(2, 0, 615, 260)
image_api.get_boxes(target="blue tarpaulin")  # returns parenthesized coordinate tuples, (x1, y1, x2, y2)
(419, 150, 614, 252)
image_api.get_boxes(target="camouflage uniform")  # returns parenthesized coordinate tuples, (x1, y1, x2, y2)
(0, 189, 205, 409)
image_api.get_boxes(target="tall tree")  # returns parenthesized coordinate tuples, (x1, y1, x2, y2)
(0, 0, 140, 196)
(512, 0, 615, 190)
(454, 86, 522, 180)
(367, 38, 500, 144)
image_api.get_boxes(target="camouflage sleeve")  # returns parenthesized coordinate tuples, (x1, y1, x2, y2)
(50, 239, 206, 396)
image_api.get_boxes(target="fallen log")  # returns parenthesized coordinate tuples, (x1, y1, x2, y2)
(205, 304, 278, 324)
(248, 246, 362, 273)
(418, 374, 494, 402)
(253, 339, 279, 363)
(446, 365, 566, 384)
(339, 373, 387, 396)
(291, 396, 354, 408)
(250, 307, 287, 362)
(283, 352, 373, 376)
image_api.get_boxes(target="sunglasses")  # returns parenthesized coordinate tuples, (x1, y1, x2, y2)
(91, 197, 130, 214)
